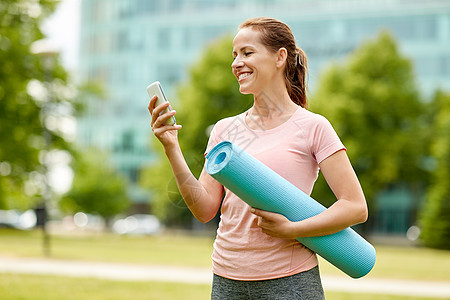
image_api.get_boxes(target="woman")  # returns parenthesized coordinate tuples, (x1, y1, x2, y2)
(149, 17, 368, 299)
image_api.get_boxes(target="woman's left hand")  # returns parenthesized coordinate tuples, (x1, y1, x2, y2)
(250, 150, 368, 240)
(250, 207, 298, 239)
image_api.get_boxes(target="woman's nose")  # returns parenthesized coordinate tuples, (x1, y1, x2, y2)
(231, 56, 244, 69)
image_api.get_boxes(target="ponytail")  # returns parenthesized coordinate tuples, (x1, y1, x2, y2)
(288, 47, 308, 108)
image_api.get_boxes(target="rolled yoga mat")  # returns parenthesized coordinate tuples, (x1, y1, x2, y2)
(205, 141, 376, 278)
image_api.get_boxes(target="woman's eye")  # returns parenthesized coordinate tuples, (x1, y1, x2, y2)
(231, 52, 252, 61)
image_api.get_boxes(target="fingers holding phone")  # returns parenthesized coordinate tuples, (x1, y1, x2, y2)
(151, 99, 178, 128)
(147, 81, 176, 125)
(146, 82, 181, 146)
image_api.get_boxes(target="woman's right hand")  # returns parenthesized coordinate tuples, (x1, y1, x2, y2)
(148, 95, 182, 149)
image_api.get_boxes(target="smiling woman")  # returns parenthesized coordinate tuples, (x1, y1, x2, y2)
(148, 17, 368, 300)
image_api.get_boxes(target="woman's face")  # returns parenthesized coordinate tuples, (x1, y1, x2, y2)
(232, 28, 280, 95)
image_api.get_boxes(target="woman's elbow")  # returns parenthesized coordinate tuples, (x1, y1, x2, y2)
(359, 207, 369, 224)
(194, 204, 220, 224)
(197, 213, 216, 224)
(356, 199, 369, 224)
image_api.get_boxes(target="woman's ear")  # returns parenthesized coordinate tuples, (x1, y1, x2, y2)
(276, 47, 288, 68)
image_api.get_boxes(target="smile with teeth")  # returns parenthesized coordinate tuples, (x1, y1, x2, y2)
(238, 72, 252, 81)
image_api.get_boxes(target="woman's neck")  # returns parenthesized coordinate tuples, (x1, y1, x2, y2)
(245, 88, 299, 130)
(252, 87, 297, 116)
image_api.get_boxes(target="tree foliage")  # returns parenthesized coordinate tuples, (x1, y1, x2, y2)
(0, 0, 74, 209)
(309, 31, 428, 212)
(420, 90, 450, 249)
(60, 147, 131, 222)
(140, 35, 253, 226)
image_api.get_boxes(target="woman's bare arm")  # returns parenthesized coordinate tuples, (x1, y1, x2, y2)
(251, 150, 368, 238)
(148, 96, 223, 223)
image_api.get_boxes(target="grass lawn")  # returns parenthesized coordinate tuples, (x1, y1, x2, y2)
(0, 273, 211, 300)
(0, 228, 214, 267)
(1, 228, 449, 281)
(0, 228, 449, 299)
(317, 245, 450, 281)
(0, 273, 441, 300)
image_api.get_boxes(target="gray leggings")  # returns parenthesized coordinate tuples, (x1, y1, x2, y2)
(211, 266, 325, 300)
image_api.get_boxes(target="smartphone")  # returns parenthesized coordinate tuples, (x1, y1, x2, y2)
(146, 81, 176, 125)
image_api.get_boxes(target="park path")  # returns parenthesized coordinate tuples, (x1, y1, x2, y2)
(1, 256, 449, 299)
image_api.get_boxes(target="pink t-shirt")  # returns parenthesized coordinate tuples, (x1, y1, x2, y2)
(205, 106, 346, 281)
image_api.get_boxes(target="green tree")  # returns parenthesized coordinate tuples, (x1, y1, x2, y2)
(0, 0, 73, 209)
(60, 147, 131, 224)
(140, 36, 253, 226)
(420, 90, 450, 249)
(309, 31, 427, 223)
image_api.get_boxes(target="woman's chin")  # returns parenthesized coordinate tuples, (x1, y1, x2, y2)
(239, 85, 253, 95)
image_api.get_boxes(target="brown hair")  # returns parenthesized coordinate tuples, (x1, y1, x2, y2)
(239, 17, 308, 108)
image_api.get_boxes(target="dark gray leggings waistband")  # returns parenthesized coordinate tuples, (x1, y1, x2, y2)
(211, 266, 325, 300)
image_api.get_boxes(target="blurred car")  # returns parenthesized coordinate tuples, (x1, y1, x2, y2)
(0, 209, 37, 230)
(72, 212, 106, 231)
(112, 214, 161, 235)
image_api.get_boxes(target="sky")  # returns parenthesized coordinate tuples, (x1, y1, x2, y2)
(41, 0, 81, 71)
(39, 0, 81, 194)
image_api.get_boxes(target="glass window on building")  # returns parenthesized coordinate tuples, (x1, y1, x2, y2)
(90, 65, 110, 84)
(443, 13, 450, 37)
(157, 63, 182, 87)
(183, 27, 194, 49)
(92, 0, 106, 22)
(158, 28, 171, 49)
(195, 0, 219, 10)
(414, 15, 437, 40)
(346, 18, 381, 42)
(89, 33, 109, 55)
(118, 0, 131, 19)
(102, 33, 111, 54)
(117, 30, 128, 52)
(107, 0, 117, 21)
(129, 30, 144, 51)
(128, 167, 139, 183)
(389, 15, 436, 40)
(440, 56, 450, 76)
(113, 63, 128, 85)
(90, 35, 97, 54)
(386, 17, 415, 40)
(136, 0, 161, 15)
(168, 0, 183, 12)
(415, 56, 439, 76)
(202, 26, 228, 45)
(346, 15, 437, 42)
(292, 21, 332, 45)
(122, 130, 135, 152)
(83, 129, 92, 147)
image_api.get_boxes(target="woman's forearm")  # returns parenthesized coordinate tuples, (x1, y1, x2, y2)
(251, 150, 368, 239)
(291, 197, 368, 237)
(164, 144, 222, 223)
(251, 195, 367, 239)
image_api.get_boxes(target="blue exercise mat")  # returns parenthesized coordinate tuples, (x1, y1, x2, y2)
(206, 141, 376, 278)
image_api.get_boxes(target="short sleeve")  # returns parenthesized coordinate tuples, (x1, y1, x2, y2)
(204, 122, 220, 156)
(310, 115, 346, 164)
